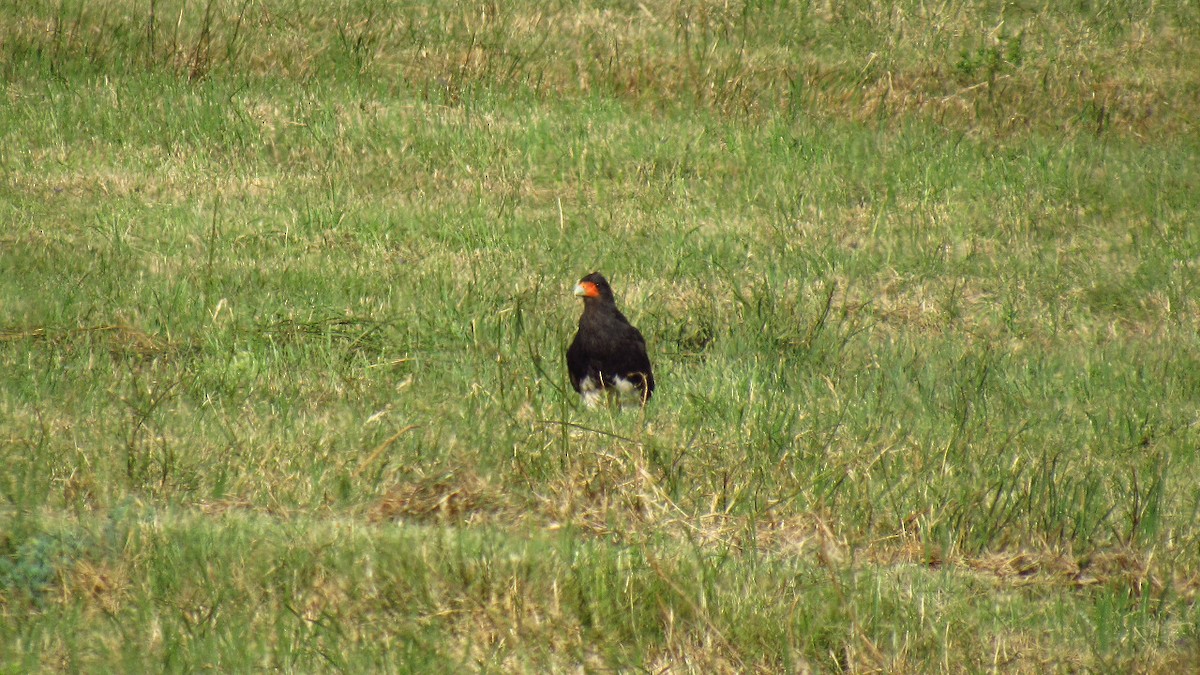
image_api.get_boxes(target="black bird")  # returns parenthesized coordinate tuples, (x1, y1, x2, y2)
(566, 272, 655, 407)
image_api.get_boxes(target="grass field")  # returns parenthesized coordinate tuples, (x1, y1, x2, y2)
(2, 0, 1200, 671)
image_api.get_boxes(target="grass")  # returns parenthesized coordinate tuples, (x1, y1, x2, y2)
(2, 0, 1200, 670)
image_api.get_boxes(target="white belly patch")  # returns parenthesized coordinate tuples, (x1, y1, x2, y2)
(578, 374, 643, 407)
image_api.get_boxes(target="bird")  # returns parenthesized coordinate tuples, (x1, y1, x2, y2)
(566, 272, 655, 407)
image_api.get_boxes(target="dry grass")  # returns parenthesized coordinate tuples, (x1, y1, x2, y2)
(0, 324, 175, 360)
(4, 1, 1196, 136)
(364, 450, 1196, 606)
(2, 0, 1198, 670)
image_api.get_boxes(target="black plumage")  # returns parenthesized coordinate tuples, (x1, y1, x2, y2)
(566, 272, 655, 406)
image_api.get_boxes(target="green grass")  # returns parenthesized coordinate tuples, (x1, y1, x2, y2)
(3, 0, 1200, 671)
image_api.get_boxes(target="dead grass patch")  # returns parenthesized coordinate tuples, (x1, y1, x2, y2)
(862, 527, 1200, 603)
(366, 450, 1199, 609)
(63, 559, 130, 616)
(370, 468, 505, 525)
(1, 324, 175, 360)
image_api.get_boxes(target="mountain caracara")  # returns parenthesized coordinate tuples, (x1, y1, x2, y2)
(566, 272, 655, 407)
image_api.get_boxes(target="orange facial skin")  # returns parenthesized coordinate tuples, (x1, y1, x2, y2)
(574, 281, 601, 298)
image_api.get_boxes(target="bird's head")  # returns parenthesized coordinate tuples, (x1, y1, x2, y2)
(574, 272, 615, 303)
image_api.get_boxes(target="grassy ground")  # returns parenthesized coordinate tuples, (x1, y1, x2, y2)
(2, 0, 1199, 671)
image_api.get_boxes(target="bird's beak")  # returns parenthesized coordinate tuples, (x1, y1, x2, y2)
(574, 281, 599, 298)
(573, 284, 587, 297)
